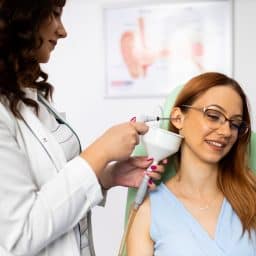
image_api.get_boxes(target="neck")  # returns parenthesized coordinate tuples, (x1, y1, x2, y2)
(175, 154, 220, 197)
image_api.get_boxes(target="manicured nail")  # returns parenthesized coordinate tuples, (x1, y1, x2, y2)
(130, 116, 136, 122)
(151, 165, 157, 171)
(147, 157, 153, 161)
(148, 178, 153, 185)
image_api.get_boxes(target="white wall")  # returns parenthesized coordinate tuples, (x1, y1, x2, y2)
(233, 0, 256, 128)
(44, 0, 256, 255)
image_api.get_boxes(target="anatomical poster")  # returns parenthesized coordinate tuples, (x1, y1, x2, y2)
(103, 0, 232, 98)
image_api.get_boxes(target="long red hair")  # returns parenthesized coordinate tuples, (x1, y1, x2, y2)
(170, 72, 256, 234)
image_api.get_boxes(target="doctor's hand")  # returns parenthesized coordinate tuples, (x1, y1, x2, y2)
(80, 122, 148, 177)
(98, 156, 166, 190)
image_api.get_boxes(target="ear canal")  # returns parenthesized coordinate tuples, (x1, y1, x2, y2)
(174, 116, 181, 121)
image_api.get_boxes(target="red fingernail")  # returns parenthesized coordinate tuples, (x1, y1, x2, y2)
(148, 178, 153, 185)
(151, 165, 157, 170)
(130, 116, 136, 122)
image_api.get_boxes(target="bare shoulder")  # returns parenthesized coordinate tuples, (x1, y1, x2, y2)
(136, 196, 151, 217)
(129, 196, 151, 234)
(126, 196, 153, 256)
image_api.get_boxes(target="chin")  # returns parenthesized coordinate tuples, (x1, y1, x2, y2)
(201, 153, 225, 165)
(39, 57, 50, 63)
(37, 52, 51, 63)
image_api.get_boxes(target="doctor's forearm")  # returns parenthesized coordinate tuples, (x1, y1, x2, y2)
(80, 142, 109, 178)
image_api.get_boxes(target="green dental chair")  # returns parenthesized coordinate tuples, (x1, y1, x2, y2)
(122, 85, 256, 256)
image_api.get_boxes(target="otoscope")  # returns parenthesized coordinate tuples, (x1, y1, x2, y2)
(138, 114, 171, 123)
(118, 116, 183, 255)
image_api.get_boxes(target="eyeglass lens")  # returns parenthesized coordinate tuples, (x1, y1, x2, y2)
(204, 109, 248, 136)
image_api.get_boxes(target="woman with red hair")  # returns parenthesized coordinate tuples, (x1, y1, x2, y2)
(127, 72, 256, 255)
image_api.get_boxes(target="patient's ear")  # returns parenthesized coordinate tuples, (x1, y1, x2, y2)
(171, 107, 184, 130)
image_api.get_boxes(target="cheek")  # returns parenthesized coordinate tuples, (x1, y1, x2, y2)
(182, 118, 210, 138)
(226, 137, 238, 152)
(181, 122, 214, 154)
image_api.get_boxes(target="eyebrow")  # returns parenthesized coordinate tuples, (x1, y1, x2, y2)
(208, 104, 243, 119)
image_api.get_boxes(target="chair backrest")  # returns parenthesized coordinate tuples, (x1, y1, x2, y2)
(123, 85, 256, 255)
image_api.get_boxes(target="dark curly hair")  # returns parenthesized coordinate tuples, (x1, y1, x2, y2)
(0, 0, 66, 117)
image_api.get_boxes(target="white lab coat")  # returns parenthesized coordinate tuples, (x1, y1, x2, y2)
(0, 98, 103, 256)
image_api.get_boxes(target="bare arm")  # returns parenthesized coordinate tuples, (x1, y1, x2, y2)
(126, 197, 154, 256)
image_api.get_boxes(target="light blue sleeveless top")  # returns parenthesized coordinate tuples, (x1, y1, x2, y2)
(150, 183, 256, 256)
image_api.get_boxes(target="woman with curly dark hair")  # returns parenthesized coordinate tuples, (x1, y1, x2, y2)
(0, 1, 165, 255)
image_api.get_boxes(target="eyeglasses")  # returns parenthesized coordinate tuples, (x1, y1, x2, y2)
(180, 104, 249, 137)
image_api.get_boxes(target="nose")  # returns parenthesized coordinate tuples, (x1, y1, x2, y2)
(217, 120, 233, 137)
(57, 22, 67, 38)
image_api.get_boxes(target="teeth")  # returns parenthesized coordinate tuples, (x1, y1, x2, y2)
(207, 141, 223, 147)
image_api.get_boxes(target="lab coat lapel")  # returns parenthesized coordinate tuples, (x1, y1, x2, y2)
(19, 102, 67, 172)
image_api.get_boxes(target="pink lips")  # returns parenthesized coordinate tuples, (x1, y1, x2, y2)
(205, 139, 227, 151)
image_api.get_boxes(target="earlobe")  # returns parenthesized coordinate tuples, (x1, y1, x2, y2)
(171, 107, 184, 130)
